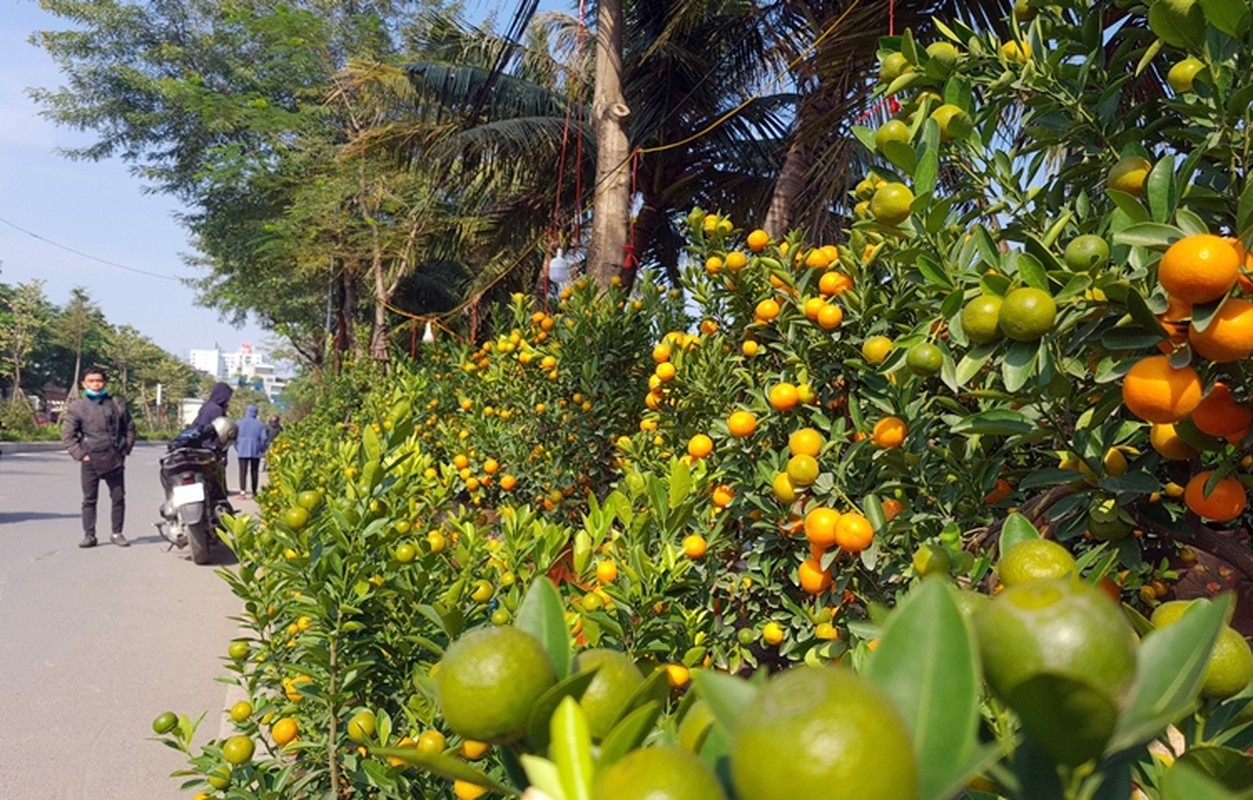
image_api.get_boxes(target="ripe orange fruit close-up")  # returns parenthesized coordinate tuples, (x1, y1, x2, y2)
(798, 558, 832, 594)
(788, 427, 824, 457)
(271, 717, 298, 747)
(755, 297, 781, 322)
(1159, 234, 1242, 304)
(1120, 355, 1203, 423)
(1189, 298, 1253, 362)
(1150, 422, 1199, 461)
(682, 534, 708, 558)
(768, 382, 800, 411)
(861, 335, 893, 364)
(804, 506, 841, 548)
(727, 410, 756, 437)
(871, 416, 908, 448)
(819, 271, 854, 295)
(730, 666, 918, 800)
(1190, 383, 1252, 438)
(746, 229, 770, 252)
(1184, 471, 1247, 522)
(834, 512, 873, 552)
(687, 433, 714, 459)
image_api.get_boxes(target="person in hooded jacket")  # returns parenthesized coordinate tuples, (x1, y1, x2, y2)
(194, 382, 234, 428)
(234, 404, 269, 498)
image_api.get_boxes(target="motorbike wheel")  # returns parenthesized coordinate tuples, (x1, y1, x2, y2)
(186, 519, 212, 565)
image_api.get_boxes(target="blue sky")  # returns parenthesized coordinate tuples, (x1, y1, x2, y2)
(1, 0, 570, 364)
(0, 0, 275, 361)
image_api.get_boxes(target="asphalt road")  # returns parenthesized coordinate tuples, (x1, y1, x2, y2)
(0, 443, 254, 798)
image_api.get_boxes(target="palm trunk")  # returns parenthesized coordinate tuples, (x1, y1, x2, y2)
(587, 0, 631, 288)
(765, 137, 809, 237)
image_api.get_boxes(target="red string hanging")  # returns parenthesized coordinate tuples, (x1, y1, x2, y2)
(622, 149, 641, 273)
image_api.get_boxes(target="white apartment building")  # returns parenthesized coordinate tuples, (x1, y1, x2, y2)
(188, 343, 288, 400)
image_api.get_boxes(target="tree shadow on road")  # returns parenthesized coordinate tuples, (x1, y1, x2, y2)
(0, 511, 79, 523)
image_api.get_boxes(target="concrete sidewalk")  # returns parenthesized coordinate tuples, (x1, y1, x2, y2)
(0, 443, 257, 798)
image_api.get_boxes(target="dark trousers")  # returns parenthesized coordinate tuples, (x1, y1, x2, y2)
(238, 457, 260, 494)
(82, 461, 125, 536)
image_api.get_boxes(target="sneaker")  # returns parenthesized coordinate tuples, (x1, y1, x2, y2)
(110, 533, 130, 547)
(79, 535, 97, 548)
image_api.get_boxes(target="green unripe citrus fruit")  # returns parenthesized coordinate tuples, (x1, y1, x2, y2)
(1064, 234, 1110, 271)
(961, 295, 1004, 344)
(975, 579, 1138, 765)
(998, 287, 1057, 341)
(435, 627, 556, 744)
(906, 342, 943, 375)
(1201, 626, 1253, 700)
(730, 666, 918, 800)
(998, 539, 1076, 587)
(572, 649, 645, 740)
(870, 182, 914, 226)
(594, 746, 727, 800)
(874, 119, 912, 153)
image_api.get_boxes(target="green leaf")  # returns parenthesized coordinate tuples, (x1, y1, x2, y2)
(551, 697, 594, 800)
(1238, 181, 1253, 236)
(525, 668, 601, 752)
(1114, 222, 1185, 249)
(1177, 747, 1253, 794)
(1198, 0, 1252, 37)
(1108, 596, 1228, 754)
(950, 409, 1033, 436)
(916, 255, 954, 289)
(1176, 207, 1209, 237)
(1159, 760, 1241, 800)
(668, 458, 692, 511)
(1000, 512, 1041, 551)
(370, 748, 519, 795)
(1015, 252, 1050, 291)
(691, 669, 758, 735)
(596, 701, 662, 770)
(1097, 471, 1161, 495)
(1147, 155, 1177, 223)
(1001, 340, 1039, 394)
(883, 139, 918, 174)
(955, 344, 996, 386)
(516, 578, 572, 680)
(852, 124, 877, 154)
(1101, 327, 1168, 350)
(865, 580, 981, 800)
(1018, 468, 1084, 490)
(519, 755, 566, 800)
(1126, 288, 1168, 332)
(1107, 189, 1151, 224)
(916, 142, 939, 197)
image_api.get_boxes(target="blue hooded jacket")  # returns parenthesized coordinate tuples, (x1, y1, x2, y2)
(234, 404, 270, 459)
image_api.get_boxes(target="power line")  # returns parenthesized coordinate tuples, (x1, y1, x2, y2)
(0, 215, 184, 282)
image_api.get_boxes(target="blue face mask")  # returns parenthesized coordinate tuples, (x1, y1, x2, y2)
(85, 388, 108, 398)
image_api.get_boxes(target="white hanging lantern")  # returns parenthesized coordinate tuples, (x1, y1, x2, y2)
(422, 320, 435, 343)
(549, 248, 571, 285)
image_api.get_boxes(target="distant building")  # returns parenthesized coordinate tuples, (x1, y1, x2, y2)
(187, 343, 288, 401)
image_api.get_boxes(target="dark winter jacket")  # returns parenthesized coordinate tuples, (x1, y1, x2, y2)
(266, 416, 282, 444)
(193, 382, 234, 427)
(61, 393, 136, 473)
(234, 405, 269, 459)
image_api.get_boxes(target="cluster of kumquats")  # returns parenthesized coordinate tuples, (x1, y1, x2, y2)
(155, 2, 1253, 798)
(1123, 231, 1252, 524)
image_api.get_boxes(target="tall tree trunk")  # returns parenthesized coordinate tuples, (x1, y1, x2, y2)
(765, 136, 809, 237)
(587, 0, 631, 288)
(71, 343, 83, 398)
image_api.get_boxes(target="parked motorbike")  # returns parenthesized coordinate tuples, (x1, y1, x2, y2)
(155, 416, 237, 564)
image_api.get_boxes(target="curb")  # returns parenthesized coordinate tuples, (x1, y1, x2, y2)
(0, 441, 64, 455)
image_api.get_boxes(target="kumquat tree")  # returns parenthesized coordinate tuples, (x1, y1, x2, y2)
(137, 0, 1253, 798)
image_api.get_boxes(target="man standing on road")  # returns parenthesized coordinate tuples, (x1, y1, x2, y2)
(60, 366, 136, 548)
